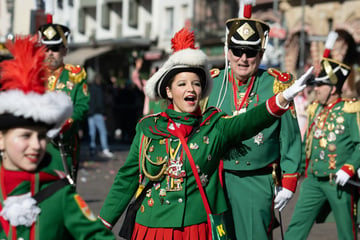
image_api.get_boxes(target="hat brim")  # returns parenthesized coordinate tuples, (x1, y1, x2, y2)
(157, 66, 207, 99)
(0, 114, 53, 130)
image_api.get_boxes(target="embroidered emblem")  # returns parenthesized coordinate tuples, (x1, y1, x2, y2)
(74, 194, 97, 221)
(43, 26, 56, 39)
(149, 145, 154, 152)
(57, 82, 65, 89)
(83, 83, 88, 96)
(154, 183, 161, 190)
(334, 125, 345, 135)
(314, 129, 323, 139)
(190, 143, 199, 149)
(319, 150, 325, 160)
(319, 138, 327, 149)
(336, 116, 344, 124)
(140, 205, 145, 212)
(327, 122, 335, 131)
(327, 132, 336, 142)
(328, 154, 337, 169)
(254, 132, 264, 145)
(200, 173, 209, 187)
(328, 144, 337, 152)
(238, 22, 255, 40)
(146, 189, 151, 198)
(148, 198, 154, 207)
(203, 136, 210, 144)
(159, 188, 166, 197)
(66, 81, 74, 90)
(159, 139, 166, 145)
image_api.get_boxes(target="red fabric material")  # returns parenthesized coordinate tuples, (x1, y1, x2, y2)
(2, 168, 59, 195)
(131, 222, 209, 240)
(219, 160, 224, 188)
(266, 95, 288, 117)
(281, 174, 299, 192)
(341, 164, 355, 178)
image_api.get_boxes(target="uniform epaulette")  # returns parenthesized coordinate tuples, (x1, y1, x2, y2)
(65, 64, 87, 84)
(268, 68, 295, 94)
(210, 68, 220, 78)
(306, 101, 319, 118)
(343, 98, 360, 113)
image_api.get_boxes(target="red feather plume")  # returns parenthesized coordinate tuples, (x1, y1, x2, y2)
(171, 28, 197, 53)
(0, 35, 47, 94)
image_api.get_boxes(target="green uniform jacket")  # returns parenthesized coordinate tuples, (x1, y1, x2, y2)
(46, 64, 89, 177)
(207, 68, 301, 190)
(99, 98, 287, 228)
(0, 166, 115, 240)
(304, 99, 360, 177)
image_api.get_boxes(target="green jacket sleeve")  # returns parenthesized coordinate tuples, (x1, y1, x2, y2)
(99, 126, 142, 227)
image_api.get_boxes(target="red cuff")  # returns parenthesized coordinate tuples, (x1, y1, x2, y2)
(281, 173, 299, 192)
(98, 216, 112, 229)
(341, 164, 355, 178)
(266, 95, 288, 117)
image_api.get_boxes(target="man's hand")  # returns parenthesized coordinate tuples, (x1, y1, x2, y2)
(282, 66, 314, 101)
(335, 169, 351, 186)
(274, 186, 294, 212)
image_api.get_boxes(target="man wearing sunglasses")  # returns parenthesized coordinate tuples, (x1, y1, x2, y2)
(38, 23, 89, 184)
(285, 58, 359, 240)
(206, 16, 303, 239)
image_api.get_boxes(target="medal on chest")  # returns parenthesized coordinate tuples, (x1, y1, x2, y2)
(165, 140, 185, 191)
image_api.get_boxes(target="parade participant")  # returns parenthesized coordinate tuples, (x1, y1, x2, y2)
(205, 2, 302, 239)
(38, 23, 89, 182)
(98, 28, 313, 239)
(284, 57, 359, 239)
(0, 35, 115, 240)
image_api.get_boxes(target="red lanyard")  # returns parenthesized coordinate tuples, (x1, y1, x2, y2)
(307, 98, 342, 136)
(229, 69, 255, 111)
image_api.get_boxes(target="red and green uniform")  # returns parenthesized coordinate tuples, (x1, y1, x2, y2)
(285, 98, 360, 240)
(99, 96, 288, 239)
(45, 64, 89, 181)
(0, 161, 115, 240)
(207, 68, 302, 239)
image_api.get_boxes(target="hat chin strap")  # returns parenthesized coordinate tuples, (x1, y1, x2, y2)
(322, 86, 335, 107)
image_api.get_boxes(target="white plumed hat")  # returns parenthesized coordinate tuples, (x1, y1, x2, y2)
(0, 35, 73, 130)
(145, 28, 212, 101)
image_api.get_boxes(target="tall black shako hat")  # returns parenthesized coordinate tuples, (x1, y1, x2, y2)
(226, 0, 269, 51)
(38, 23, 70, 47)
(145, 28, 212, 101)
(314, 31, 351, 93)
(0, 35, 73, 131)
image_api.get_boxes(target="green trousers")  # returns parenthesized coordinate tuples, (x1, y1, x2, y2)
(285, 175, 357, 240)
(225, 171, 276, 240)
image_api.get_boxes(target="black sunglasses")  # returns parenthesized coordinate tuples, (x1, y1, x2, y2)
(46, 45, 63, 52)
(230, 47, 260, 58)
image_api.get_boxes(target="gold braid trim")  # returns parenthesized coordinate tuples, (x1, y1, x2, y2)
(304, 102, 319, 160)
(65, 64, 87, 84)
(343, 99, 360, 113)
(307, 102, 319, 119)
(267, 68, 295, 94)
(142, 137, 168, 181)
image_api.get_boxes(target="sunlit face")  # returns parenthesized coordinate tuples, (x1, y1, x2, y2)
(314, 84, 334, 105)
(44, 46, 67, 70)
(228, 48, 263, 82)
(0, 126, 48, 172)
(166, 72, 202, 113)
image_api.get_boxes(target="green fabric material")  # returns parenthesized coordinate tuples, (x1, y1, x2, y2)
(207, 68, 302, 240)
(0, 167, 115, 240)
(45, 66, 89, 179)
(99, 103, 279, 228)
(285, 176, 357, 240)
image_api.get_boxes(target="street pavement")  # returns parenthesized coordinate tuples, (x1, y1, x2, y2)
(76, 141, 357, 240)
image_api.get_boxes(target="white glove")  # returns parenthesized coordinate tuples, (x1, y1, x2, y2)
(357, 168, 360, 178)
(274, 186, 294, 212)
(282, 66, 314, 101)
(335, 169, 350, 186)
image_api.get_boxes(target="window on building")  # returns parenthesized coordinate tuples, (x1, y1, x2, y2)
(165, 7, 174, 36)
(129, 0, 138, 28)
(57, 0, 63, 9)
